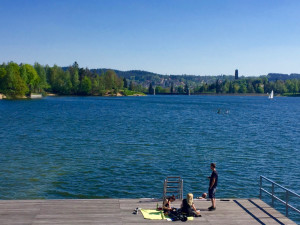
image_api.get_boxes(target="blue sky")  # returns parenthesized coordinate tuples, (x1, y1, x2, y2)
(1, 0, 300, 76)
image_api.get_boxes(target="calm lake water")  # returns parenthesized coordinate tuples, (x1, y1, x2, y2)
(0, 96, 299, 220)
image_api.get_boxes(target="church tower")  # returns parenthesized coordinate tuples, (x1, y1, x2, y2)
(235, 69, 238, 80)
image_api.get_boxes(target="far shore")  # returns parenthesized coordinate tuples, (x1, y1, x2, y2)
(45, 93, 270, 97)
(3, 92, 300, 100)
(192, 93, 269, 97)
(154, 93, 270, 97)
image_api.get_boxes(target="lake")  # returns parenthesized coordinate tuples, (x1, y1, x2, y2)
(0, 95, 299, 220)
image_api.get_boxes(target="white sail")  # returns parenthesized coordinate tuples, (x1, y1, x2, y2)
(269, 90, 274, 99)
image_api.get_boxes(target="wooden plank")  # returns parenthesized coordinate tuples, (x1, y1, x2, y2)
(0, 198, 297, 225)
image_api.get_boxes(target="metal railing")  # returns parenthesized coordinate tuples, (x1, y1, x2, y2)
(259, 175, 300, 217)
(163, 176, 183, 200)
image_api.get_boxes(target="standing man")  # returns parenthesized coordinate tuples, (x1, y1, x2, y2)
(208, 163, 218, 211)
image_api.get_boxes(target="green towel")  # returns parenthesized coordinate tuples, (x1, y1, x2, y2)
(140, 209, 166, 220)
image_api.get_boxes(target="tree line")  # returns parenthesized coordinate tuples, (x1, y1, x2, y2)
(1, 61, 300, 98)
(152, 78, 300, 95)
(0, 62, 143, 98)
(196, 78, 300, 95)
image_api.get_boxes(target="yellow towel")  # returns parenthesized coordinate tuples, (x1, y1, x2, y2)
(140, 209, 166, 220)
(140, 209, 194, 221)
(187, 216, 194, 220)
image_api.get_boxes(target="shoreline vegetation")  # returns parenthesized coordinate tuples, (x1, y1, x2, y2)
(0, 61, 300, 99)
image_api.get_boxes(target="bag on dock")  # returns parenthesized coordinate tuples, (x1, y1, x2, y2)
(168, 209, 187, 222)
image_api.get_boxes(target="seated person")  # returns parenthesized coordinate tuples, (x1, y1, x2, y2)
(163, 195, 176, 215)
(196, 192, 207, 200)
(181, 193, 201, 217)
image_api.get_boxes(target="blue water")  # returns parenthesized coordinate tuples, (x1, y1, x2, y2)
(0, 96, 299, 220)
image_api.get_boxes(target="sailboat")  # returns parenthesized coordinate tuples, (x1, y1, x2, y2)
(268, 90, 274, 99)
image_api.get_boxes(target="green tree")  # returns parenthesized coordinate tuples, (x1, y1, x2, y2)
(286, 79, 299, 93)
(228, 82, 234, 93)
(20, 64, 40, 93)
(233, 83, 239, 93)
(148, 83, 155, 95)
(184, 83, 189, 94)
(53, 70, 73, 95)
(134, 84, 146, 93)
(47, 65, 60, 91)
(199, 83, 209, 93)
(222, 80, 230, 93)
(177, 85, 184, 93)
(69, 62, 80, 94)
(274, 80, 287, 94)
(256, 86, 264, 94)
(103, 70, 118, 90)
(129, 80, 134, 91)
(46, 65, 72, 95)
(238, 80, 247, 93)
(104, 70, 113, 90)
(93, 75, 106, 95)
(91, 76, 103, 95)
(155, 86, 167, 94)
(34, 62, 49, 92)
(238, 85, 247, 93)
(123, 77, 128, 89)
(247, 80, 255, 93)
(115, 76, 124, 93)
(264, 81, 274, 94)
(2, 62, 28, 97)
(79, 76, 92, 95)
(293, 80, 299, 93)
(0, 65, 7, 93)
(215, 80, 221, 93)
(208, 83, 216, 93)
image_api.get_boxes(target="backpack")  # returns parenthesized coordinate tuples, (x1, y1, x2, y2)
(168, 208, 187, 222)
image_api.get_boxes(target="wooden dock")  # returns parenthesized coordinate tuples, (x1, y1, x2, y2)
(0, 198, 297, 224)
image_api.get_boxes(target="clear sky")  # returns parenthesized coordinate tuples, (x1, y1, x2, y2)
(1, 0, 300, 76)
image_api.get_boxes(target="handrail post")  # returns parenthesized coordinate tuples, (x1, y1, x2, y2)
(259, 175, 300, 219)
(271, 183, 274, 207)
(286, 190, 289, 217)
(259, 176, 262, 199)
(163, 179, 166, 200)
(181, 179, 183, 199)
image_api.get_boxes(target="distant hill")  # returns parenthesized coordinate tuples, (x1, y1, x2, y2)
(267, 73, 300, 81)
(90, 68, 158, 79)
(63, 66, 300, 88)
(88, 68, 237, 88)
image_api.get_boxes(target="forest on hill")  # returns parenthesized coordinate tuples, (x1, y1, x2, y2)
(0, 62, 143, 98)
(85, 68, 300, 95)
(89, 68, 300, 95)
(1, 61, 300, 98)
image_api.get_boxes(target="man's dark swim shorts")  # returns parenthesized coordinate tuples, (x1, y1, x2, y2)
(208, 187, 216, 198)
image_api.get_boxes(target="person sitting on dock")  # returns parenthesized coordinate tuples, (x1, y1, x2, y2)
(181, 193, 201, 217)
(163, 195, 176, 215)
